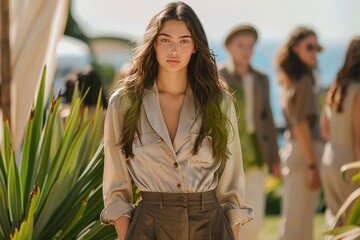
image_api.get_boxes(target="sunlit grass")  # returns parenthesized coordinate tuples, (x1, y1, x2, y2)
(258, 214, 326, 240)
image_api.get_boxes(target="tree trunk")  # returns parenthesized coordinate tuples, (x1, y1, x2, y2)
(0, 0, 11, 124)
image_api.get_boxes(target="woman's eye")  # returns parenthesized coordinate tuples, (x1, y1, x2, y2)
(160, 39, 170, 43)
(180, 39, 190, 44)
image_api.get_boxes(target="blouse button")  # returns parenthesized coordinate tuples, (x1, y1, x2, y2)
(177, 183, 182, 188)
(173, 162, 179, 168)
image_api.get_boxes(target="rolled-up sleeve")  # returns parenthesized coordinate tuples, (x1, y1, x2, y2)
(100, 93, 134, 225)
(287, 77, 317, 128)
(216, 99, 254, 227)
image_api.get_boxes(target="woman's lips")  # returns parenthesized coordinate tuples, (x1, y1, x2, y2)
(167, 59, 180, 65)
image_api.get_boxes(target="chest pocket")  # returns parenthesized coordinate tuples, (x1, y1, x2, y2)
(189, 134, 215, 169)
(133, 132, 162, 167)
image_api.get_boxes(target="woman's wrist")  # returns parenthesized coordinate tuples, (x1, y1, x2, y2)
(308, 163, 317, 170)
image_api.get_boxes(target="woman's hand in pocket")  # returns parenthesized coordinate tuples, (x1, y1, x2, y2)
(308, 168, 321, 190)
(232, 223, 240, 240)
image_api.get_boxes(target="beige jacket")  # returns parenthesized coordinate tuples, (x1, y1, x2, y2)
(101, 82, 253, 227)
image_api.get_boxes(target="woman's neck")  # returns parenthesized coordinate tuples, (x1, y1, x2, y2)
(156, 69, 188, 95)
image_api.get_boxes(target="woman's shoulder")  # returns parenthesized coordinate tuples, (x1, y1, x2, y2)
(353, 83, 360, 105)
(349, 81, 360, 90)
(219, 88, 235, 112)
(108, 87, 131, 112)
(346, 81, 360, 101)
(286, 73, 314, 91)
(220, 88, 232, 100)
(302, 72, 315, 81)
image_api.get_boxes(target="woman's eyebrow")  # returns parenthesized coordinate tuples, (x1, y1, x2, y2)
(158, 33, 192, 38)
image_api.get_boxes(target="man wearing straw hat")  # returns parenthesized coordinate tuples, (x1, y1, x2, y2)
(219, 24, 280, 239)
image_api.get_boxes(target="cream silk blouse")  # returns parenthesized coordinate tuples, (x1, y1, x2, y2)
(101, 83, 253, 227)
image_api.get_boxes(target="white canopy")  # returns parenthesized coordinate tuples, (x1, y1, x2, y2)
(9, 0, 69, 151)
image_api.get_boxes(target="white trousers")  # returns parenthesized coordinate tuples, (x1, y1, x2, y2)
(279, 140, 324, 240)
(238, 167, 266, 240)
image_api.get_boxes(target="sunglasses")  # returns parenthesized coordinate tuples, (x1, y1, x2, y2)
(306, 43, 322, 52)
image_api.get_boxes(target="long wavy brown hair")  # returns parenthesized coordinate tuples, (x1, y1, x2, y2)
(115, 1, 232, 162)
(327, 36, 360, 112)
(276, 26, 319, 85)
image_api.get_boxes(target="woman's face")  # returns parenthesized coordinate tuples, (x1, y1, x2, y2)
(292, 35, 320, 68)
(154, 20, 195, 74)
(226, 33, 256, 67)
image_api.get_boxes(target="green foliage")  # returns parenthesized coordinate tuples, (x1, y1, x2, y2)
(325, 161, 360, 239)
(0, 67, 118, 240)
(341, 161, 360, 184)
(64, 3, 89, 45)
(265, 176, 282, 215)
(325, 225, 360, 240)
(10, 185, 40, 240)
(92, 62, 117, 89)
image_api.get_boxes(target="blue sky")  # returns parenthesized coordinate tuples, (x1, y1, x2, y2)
(73, 0, 360, 42)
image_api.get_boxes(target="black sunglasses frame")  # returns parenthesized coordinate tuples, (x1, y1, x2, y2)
(306, 43, 322, 52)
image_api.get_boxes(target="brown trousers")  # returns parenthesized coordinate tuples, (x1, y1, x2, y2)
(125, 190, 234, 240)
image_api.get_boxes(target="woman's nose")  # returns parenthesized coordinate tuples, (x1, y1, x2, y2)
(170, 49, 178, 57)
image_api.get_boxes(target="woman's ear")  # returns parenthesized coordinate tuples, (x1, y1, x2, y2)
(192, 45, 197, 54)
(292, 44, 299, 55)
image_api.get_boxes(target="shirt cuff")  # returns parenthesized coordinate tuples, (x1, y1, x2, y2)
(225, 204, 254, 227)
(100, 201, 135, 225)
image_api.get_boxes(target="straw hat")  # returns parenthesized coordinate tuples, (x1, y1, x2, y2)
(224, 24, 258, 46)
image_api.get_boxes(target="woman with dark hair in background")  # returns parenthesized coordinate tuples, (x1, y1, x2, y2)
(60, 66, 108, 119)
(64, 66, 108, 108)
(276, 26, 325, 240)
(100, 2, 252, 239)
(320, 36, 360, 229)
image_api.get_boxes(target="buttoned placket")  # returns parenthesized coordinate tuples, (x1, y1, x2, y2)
(143, 82, 198, 192)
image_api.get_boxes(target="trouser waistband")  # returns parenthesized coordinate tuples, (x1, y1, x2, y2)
(140, 190, 218, 210)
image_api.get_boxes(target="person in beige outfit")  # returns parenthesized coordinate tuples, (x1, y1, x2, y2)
(219, 24, 280, 240)
(320, 36, 360, 229)
(276, 26, 325, 240)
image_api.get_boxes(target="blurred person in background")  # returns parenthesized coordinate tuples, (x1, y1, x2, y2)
(219, 24, 280, 240)
(61, 66, 108, 118)
(276, 26, 325, 240)
(320, 36, 360, 229)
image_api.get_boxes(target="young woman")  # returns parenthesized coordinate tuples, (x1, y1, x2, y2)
(219, 24, 280, 240)
(276, 26, 325, 240)
(100, 2, 253, 240)
(320, 36, 360, 228)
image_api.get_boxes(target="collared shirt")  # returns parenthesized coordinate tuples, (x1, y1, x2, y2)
(280, 74, 321, 140)
(242, 73, 255, 133)
(101, 83, 253, 227)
